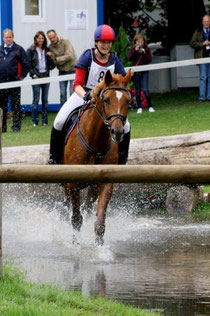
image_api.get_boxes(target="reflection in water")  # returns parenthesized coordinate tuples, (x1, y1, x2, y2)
(2, 184, 210, 316)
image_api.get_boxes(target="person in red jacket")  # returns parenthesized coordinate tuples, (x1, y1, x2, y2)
(0, 29, 30, 132)
(128, 33, 155, 114)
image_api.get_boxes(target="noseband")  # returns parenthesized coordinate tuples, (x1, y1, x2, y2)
(99, 86, 132, 128)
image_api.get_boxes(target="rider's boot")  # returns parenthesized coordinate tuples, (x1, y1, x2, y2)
(118, 131, 130, 165)
(48, 127, 64, 164)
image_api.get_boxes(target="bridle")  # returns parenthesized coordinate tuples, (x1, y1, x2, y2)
(99, 86, 132, 129)
(77, 86, 131, 160)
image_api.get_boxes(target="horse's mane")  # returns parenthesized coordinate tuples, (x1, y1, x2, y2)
(91, 73, 123, 101)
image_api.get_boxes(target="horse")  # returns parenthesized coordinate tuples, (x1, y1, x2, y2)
(63, 69, 132, 245)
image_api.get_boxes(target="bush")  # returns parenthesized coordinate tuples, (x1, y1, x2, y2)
(112, 26, 133, 67)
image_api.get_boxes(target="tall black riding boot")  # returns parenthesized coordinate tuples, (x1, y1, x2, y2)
(118, 131, 131, 165)
(48, 127, 64, 164)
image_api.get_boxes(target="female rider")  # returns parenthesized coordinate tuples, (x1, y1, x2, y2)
(48, 24, 131, 165)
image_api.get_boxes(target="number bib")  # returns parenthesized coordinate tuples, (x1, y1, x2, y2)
(86, 60, 115, 89)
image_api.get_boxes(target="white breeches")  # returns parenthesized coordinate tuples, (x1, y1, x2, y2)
(53, 92, 130, 134)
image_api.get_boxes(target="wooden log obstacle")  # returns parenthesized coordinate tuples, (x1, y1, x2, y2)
(0, 164, 210, 184)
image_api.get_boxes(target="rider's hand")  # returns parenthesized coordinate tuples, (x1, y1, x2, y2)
(83, 90, 92, 102)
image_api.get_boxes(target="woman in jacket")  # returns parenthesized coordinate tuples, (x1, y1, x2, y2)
(27, 31, 55, 126)
(128, 33, 155, 114)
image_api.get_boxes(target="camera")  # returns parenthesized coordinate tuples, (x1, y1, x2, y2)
(139, 45, 143, 53)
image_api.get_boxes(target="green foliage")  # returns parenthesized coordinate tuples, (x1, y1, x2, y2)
(192, 201, 210, 220)
(104, 0, 206, 50)
(104, 0, 168, 45)
(112, 26, 133, 67)
(104, 0, 142, 40)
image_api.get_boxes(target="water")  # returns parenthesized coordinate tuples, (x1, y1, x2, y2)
(2, 184, 210, 316)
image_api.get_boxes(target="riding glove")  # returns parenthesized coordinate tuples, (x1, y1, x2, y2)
(83, 90, 92, 102)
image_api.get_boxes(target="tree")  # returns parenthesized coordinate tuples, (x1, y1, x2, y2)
(104, 0, 207, 50)
(104, 0, 142, 40)
(165, 0, 206, 47)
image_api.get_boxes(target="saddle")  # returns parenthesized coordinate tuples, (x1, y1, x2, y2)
(63, 102, 90, 144)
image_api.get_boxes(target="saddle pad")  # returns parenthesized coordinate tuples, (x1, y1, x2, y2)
(64, 102, 90, 144)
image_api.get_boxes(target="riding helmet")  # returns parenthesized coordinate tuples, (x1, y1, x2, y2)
(94, 24, 115, 41)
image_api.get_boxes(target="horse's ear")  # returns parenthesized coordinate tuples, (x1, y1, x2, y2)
(104, 70, 113, 85)
(91, 80, 105, 101)
(122, 69, 133, 86)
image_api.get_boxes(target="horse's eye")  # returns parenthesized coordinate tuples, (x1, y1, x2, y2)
(103, 98, 109, 104)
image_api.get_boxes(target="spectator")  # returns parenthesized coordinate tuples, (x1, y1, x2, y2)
(27, 31, 55, 127)
(47, 29, 77, 107)
(190, 14, 210, 102)
(0, 29, 30, 132)
(128, 33, 155, 114)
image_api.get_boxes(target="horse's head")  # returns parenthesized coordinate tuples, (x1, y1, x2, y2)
(91, 69, 132, 143)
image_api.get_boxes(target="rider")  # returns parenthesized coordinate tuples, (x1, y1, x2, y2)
(48, 24, 131, 165)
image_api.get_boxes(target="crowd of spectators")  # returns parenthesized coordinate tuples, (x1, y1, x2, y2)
(0, 14, 210, 133)
(0, 28, 76, 132)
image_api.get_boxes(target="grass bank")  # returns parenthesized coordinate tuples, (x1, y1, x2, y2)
(0, 265, 161, 316)
(2, 88, 210, 147)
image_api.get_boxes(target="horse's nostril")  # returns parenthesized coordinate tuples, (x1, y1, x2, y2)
(111, 129, 124, 143)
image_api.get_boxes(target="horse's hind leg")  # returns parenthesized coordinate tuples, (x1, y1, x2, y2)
(95, 183, 113, 246)
(69, 186, 83, 232)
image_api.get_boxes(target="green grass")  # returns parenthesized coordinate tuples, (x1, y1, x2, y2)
(2, 113, 54, 147)
(192, 201, 210, 220)
(129, 89, 210, 138)
(2, 88, 210, 147)
(0, 265, 162, 316)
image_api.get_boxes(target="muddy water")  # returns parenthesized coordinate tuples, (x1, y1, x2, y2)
(2, 184, 210, 316)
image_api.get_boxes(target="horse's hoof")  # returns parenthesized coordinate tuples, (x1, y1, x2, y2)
(95, 236, 104, 246)
(71, 214, 83, 231)
(72, 233, 80, 245)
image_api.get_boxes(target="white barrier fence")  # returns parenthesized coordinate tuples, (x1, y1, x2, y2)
(0, 57, 210, 90)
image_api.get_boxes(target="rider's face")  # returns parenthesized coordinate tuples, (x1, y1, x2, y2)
(97, 40, 112, 55)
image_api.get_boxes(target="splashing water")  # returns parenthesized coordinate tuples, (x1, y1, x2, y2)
(2, 183, 210, 316)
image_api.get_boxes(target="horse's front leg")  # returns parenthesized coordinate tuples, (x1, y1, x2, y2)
(95, 183, 113, 245)
(86, 185, 98, 215)
(68, 184, 83, 232)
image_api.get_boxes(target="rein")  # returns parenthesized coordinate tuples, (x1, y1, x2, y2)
(77, 102, 114, 160)
(77, 86, 131, 160)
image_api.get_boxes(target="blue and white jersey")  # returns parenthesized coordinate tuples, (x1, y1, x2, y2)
(75, 48, 126, 89)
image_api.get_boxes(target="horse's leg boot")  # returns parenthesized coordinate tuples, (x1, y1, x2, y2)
(48, 127, 64, 164)
(118, 131, 130, 165)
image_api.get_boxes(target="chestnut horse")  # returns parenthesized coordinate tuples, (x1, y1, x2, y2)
(63, 69, 132, 245)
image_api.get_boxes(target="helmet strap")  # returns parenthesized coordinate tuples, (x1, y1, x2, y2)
(95, 43, 107, 57)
